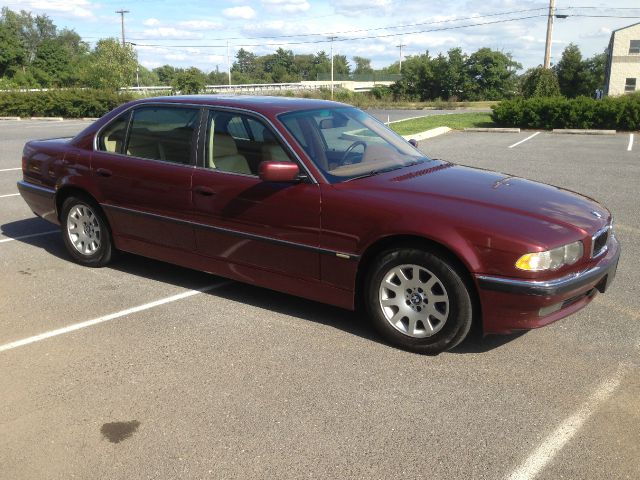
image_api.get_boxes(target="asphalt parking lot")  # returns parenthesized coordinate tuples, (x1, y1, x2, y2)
(1, 119, 638, 479)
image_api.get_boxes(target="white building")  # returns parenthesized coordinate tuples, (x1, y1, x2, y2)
(604, 22, 640, 96)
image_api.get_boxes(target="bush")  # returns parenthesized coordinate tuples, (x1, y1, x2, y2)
(492, 94, 640, 130)
(0, 89, 137, 118)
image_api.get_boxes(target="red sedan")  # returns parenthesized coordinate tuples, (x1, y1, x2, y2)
(18, 96, 620, 353)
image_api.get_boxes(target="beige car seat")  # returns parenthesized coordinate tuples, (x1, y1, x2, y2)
(261, 128, 291, 163)
(208, 132, 251, 175)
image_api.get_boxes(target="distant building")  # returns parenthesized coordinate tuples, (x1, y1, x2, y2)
(604, 22, 640, 96)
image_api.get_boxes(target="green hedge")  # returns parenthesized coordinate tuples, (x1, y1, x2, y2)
(0, 90, 138, 118)
(491, 94, 640, 130)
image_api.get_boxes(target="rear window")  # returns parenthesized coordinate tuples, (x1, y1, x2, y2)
(125, 107, 200, 164)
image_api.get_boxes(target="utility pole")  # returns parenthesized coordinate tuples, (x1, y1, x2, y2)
(227, 41, 232, 85)
(396, 42, 406, 73)
(116, 10, 130, 48)
(328, 36, 338, 100)
(543, 0, 556, 68)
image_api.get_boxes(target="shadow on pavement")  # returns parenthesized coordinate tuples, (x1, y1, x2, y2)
(3, 217, 522, 355)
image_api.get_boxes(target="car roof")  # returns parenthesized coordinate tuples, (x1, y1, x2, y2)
(133, 95, 349, 116)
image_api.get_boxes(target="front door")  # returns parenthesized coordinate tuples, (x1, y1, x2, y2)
(190, 109, 321, 279)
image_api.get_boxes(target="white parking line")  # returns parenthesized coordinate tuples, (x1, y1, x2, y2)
(628, 134, 634, 152)
(0, 193, 20, 198)
(508, 132, 540, 149)
(0, 281, 231, 353)
(0, 167, 21, 172)
(0, 230, 58, 243)
(505, 364, 627, 480)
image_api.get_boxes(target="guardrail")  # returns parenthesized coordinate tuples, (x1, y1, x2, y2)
(2, 79, 397, 96)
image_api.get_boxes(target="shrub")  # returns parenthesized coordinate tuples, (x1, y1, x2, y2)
(0, 89, 137, 118)
(492, 94, 640, 130)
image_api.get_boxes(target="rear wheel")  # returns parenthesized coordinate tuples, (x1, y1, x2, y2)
(61, 196, 113, 267)
(365, 248, 473, 354)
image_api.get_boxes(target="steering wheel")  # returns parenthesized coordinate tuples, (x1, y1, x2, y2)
(341, 141, 367, 163)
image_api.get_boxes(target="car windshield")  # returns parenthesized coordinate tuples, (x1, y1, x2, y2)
(278, 107, 430, 182)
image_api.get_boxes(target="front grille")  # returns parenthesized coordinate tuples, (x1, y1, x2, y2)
(591, 226, 610, 258)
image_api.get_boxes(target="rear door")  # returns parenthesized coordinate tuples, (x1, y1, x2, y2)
(92, 105, 200, 251)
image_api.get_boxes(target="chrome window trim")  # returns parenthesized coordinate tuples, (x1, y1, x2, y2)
(199, 105, 318, 183)
(93, 101, 319, 184)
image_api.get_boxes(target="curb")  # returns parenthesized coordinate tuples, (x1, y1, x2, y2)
(82, 117, 99, 121)
(402, 126, 451, 142)
(552, 129, 616, 135)
(30, 117, 64, 121)
(0, 116, 21, 121)
(464, 127, 520, 133)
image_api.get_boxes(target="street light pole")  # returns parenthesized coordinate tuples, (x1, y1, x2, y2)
(328, 36, 338, 100)
(543, 0, 556, 68)
(227, 41, 232, 85)
(396, 42, 406, 73)
(116, 9, 129, 48)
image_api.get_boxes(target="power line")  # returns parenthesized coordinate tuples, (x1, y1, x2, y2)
(133, 14, 548, 50)
(125, 6, 551, 43)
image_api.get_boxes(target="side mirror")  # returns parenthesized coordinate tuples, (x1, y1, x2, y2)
(258, 161, 300, 182)
(408, 139, 418, 147)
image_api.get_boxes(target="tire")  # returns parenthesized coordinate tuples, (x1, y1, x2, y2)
(61, 196, 113, 267)
(365, 248, 473, 354)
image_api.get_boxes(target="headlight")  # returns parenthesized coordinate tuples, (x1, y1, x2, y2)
(515, 241, 584, 271)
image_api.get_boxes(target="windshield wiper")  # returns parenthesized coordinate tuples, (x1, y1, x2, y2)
(345, 165, 404, 182)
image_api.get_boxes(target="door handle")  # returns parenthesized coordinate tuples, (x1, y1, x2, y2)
(96, 168, 112, 178)
(193, 186, 216, 196)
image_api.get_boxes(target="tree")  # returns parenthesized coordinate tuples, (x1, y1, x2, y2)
(353, 56, 373, 75)
(464, 48, 521, 100)
(580, 52, 607, 96)
(85, 38, 137, 90)
(520, 67, 561, 98)
(440, 48, 469, 100)
(554, 43, 584, 98)
(0, 18, 25, 78)
(172, 67, 206, 94)
(31, 30, 87, 87)
(233, 48, 258, 76)
(154, 65, 181, 85)
(263, 48, 297, 83)
(391, 52, 435, 100)
(333, 54, 350, 75)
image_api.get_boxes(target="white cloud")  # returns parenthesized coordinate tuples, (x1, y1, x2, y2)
(142, 27, 203, 39)
(21, 0, 94, 18)
(165, 53, 187, 61)
(222, 6, 257, 20)
(178, 20, 224, 30)
(143, 18, 161, 27)
(261, 0, 311, 14)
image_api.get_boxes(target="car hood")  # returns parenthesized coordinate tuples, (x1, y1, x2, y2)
(347, 161, 609, 234)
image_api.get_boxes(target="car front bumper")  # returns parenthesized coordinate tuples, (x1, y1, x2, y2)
(475, 235, 621, 335)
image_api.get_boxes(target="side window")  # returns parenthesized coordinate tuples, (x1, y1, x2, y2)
(227, 117, 250, 140)
(204, 111, 293, 175)
(98, 112, 130, 153)
(126, 107, 199, 164)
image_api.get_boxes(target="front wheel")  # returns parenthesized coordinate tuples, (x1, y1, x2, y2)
(61, 196, 113, 267)
(365, 248, 473, 354)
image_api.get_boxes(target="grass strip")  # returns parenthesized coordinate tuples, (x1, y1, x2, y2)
(390, 112, 495, 136)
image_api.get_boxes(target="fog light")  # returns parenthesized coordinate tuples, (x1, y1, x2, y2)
(539, 303, 563, 317)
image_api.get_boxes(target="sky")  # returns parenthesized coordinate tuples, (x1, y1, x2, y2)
(2, 0, 640, 75)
